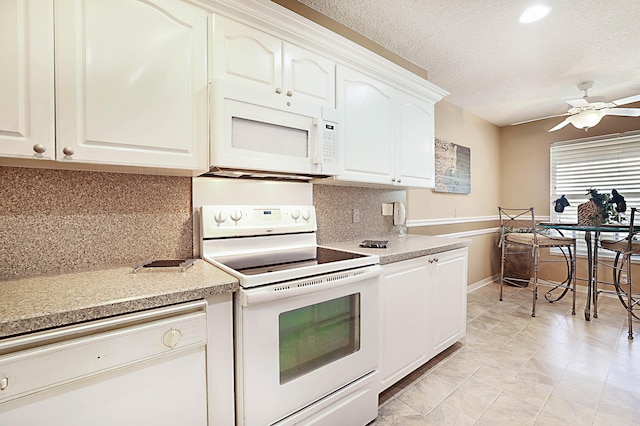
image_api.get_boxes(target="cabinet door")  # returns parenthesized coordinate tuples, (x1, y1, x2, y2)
(283, 43, 335, 107)
(337, 65, 395, 185)
(396, 91, 436, 188)
(0, 0, 55, 159)
(428, 248, 468, 357)
(54, 0, 208, 171)
(379, 258, 429, 391)
(212, 15, 282, 90)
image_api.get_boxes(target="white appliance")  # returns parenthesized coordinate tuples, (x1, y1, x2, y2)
(209, 80, 339, 179)
(0, 301, 208, 426)
(200, 204, 381, 426)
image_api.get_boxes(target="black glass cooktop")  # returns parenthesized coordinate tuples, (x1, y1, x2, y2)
(229, 247, 368, 276)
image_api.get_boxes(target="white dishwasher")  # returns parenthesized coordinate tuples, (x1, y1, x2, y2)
(0, 300, 208, 426)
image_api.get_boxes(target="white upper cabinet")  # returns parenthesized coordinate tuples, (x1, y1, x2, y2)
(336, 65, 437, 188)
(336, 65, 395, 185)
(212, 15, 335, 108)
(53, 0, 208, 171)
(0, 0, 55, 159)
(396, 90, 436, 188)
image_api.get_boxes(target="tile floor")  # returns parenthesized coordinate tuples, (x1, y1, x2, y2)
(373, 282, 640, 425)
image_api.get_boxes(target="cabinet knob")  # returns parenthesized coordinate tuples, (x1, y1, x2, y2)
(62, 146, 75, 156)
(286, 90, 293, 97)
(0, 376, 8, 391)
(275, 88, 282, 94)
(33, 144, 46, 154)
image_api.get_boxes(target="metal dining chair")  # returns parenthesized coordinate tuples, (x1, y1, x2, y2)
(593, 207, 639, 339)
(498, 207, 577, 317)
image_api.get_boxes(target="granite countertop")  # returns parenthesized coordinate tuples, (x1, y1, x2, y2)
(322, 234, 471, 265)
(0, 259, 238, 339)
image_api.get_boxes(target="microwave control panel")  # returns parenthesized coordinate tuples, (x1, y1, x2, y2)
(319, 120, 338, 175)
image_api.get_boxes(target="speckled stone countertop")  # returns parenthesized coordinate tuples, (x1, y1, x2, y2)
(0, 260, 238, 339)
(322, 234, 471, 265)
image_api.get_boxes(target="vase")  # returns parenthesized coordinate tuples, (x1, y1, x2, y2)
(578, 200, 606, 226)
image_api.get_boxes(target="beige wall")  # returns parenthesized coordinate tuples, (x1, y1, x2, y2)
(408, 100, 502, 286)
(500, 109, 640, 214)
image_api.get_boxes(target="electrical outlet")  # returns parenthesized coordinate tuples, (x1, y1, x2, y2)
(353, 208, 360, 223)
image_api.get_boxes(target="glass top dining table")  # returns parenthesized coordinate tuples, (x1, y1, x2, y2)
(538, 222, 635, 320)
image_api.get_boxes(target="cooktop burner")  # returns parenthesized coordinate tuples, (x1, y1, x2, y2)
(231, 247, 367, 276)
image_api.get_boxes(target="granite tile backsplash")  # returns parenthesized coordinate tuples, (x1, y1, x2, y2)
(0, 167, 193, 279)
(1, 166, 406, 279)
(313, 183, 406, 244)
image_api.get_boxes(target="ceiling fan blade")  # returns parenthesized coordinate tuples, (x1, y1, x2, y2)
(601, 107, 640, 117)
(611, 94, 640, 106)
(511, 113, 569, 126)
(548, 117, 572, 132)
(566, 98, 589, 108)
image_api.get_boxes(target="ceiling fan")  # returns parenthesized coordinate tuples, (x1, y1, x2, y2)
(520, 81, 640, 132)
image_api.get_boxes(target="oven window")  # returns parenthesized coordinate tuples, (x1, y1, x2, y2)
(279, 294, 361, 384)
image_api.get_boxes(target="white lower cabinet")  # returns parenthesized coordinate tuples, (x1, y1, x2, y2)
(428, 248, 468, 356)
(379, 247, 468, 392)
(379, 257, 430, 391)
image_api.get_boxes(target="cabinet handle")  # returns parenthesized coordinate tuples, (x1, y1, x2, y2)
(286, 90, 293, 97)
(33, 144, 46, 154)
(275, 88, 282, 94)
(62, 146, 75, 156)
(0, 376, 8, 391)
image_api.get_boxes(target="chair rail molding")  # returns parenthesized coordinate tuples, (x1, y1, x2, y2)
(408, 215, 550, 228)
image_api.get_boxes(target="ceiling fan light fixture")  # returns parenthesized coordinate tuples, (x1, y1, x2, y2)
(569, 110, 604, 130)
(519, 4, 552, 23)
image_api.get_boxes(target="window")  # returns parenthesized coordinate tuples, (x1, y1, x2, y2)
(550, 132, 640, 254)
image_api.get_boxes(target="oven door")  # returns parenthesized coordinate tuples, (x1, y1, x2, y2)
(235, 265, 381, 426)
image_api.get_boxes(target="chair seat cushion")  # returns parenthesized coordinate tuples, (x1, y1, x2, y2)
(505, 232, 575, 247)
(600, 239, 640, 254)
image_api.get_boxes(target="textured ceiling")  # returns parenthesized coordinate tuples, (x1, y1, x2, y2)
(294, 0, 640, 128)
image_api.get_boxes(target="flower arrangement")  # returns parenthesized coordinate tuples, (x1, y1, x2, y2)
(584, 188, 625, 223)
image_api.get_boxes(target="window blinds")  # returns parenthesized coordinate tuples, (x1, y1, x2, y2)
(550, 132, 640, 256)
(550, 132, 640, 222)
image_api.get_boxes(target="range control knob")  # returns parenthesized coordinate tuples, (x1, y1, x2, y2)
(162, 328, 182, 349)
(214, 211, 227, 225)
(230, 210, 243, 223)
(302, 210, 311, 221)
(291, 210, 300, 220)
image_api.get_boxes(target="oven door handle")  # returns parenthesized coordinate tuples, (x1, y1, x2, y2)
(238, 266, 382, 306)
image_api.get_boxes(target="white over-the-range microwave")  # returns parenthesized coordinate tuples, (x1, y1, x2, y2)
(209, 80, 339, 179)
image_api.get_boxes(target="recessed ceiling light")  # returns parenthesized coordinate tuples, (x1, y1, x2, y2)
(519, 4, 552, 23)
